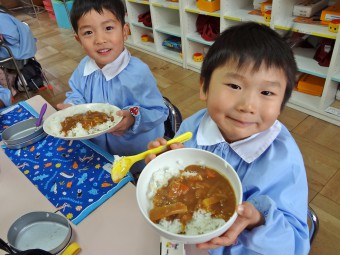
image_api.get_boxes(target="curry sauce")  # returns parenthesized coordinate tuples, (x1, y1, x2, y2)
(60, 110, 115, 135)
(150, 165, 236, 230)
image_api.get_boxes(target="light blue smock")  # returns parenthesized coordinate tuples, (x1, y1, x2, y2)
(64, 55, 168, 173)
(0, 85, 11, 107)
(176, 109, 310, 255)
(0, 11, 37, 60)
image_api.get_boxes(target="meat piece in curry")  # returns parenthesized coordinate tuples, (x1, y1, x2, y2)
(149, 164, 236, 232)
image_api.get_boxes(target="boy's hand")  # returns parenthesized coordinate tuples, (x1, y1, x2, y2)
(56, 103, 72, 110)
(109, 110, 135, 136)
(196, 202, 264, 250)
(145, 137, 184, 164)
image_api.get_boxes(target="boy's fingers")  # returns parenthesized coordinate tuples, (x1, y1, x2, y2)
(145, 154, 156, 164)
(169, 143, 184, 150)
(117, 110, 129, 117)
(237, 203, 255, 218)
(56, 103, 71, 110)
(196, 242, 220, 250)
(237, 202, 265, 229)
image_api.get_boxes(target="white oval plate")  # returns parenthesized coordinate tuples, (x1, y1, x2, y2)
(43, 103, 122, 140)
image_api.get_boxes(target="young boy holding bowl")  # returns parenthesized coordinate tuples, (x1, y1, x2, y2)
(147, 22, 310, 255)
(57, 0, 168, 174)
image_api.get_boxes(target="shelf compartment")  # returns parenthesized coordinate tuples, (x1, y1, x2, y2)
(223, 8, 268, 25)
(130, 25, 155, 51)
(152, 0, 179, 10)
(152, 5, 181, 37)
(332, 72, 340, 82)
(131, 21, 153, 30)
(155, 24, 181, 37)
(222, 0, 265, 21)
(187, 32, 214, 46)
(183, 11, 217, 46)
(127, 1, 151, 24)
(289, 90, 322, 110)
(185, 40, 209, 72)
(158, 47, 183, 64)
(156, 31, 182, 64)
(274, 22, 337, 40)
(293, 47, 328, 78)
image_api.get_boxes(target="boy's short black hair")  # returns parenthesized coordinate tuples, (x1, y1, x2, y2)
(70, 0, 125, 33)
(201, 22, 297, 109)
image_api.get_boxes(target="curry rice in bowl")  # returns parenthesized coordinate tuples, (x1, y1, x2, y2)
(136, 148, 243, 244)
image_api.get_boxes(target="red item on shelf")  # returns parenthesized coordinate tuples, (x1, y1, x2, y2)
(313, 38, 335, 67)
(138, 11, 152, 27)
(196, 15, 220, 41)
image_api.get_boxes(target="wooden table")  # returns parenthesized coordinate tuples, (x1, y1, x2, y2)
(0, 96, 207, 255)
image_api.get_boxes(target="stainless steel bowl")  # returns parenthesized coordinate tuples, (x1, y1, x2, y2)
(7, 211, 72, 254)
(1, 118, 46, 149)
(4, 130, 47, 149)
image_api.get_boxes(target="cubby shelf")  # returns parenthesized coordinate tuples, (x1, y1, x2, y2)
(123, 0, 340, 126)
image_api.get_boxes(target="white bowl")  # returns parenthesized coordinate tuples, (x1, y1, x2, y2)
(136, 148, 243, 244)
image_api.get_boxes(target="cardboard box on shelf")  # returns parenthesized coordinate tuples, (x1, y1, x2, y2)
(293, 0, 329, 17)
(321, 2, 340, 24)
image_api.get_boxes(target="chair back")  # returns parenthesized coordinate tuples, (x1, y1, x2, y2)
(163, 97, 182, 139)
(308, 206, 319, 244)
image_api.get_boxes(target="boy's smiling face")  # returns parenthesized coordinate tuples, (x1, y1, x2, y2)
(200, 60, 286, 143)
(75, 9, 128, 69)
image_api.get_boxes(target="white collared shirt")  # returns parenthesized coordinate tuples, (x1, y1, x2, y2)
(197, 113, 281, 163)
(83, 48, 131, 81)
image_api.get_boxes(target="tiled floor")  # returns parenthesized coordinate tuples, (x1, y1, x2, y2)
(8, 11, 340, 255)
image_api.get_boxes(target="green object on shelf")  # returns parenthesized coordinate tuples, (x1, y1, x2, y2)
(51, 0, 73, 29)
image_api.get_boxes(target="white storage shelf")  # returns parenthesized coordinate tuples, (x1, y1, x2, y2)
(123, 0, 340, 125)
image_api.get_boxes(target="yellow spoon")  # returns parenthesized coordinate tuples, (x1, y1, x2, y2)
(111, 132, 193, 183)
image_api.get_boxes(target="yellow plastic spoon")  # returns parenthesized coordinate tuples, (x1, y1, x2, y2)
(111, 131, 193, 183)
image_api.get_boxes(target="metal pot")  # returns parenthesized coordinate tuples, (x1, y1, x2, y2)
(7, 211, 72, 254)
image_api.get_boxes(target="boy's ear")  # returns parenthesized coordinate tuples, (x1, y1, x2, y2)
(74, 34, 81, 44)
(199, 78, 207, 101)
(123, 23, 129, 41)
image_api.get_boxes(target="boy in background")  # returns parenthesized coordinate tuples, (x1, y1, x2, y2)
(57, 0, 168, 174)
(147, 22, 310, 255)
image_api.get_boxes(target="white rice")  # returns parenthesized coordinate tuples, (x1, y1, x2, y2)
(148, 163, 226, 235)
(46, 104, 117, 138)
(185, 210, 225, 235)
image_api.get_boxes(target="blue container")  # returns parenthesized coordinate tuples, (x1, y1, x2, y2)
(51, 0, 73, 29)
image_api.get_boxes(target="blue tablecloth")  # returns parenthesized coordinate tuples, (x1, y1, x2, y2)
(1, 102, 133, 224)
